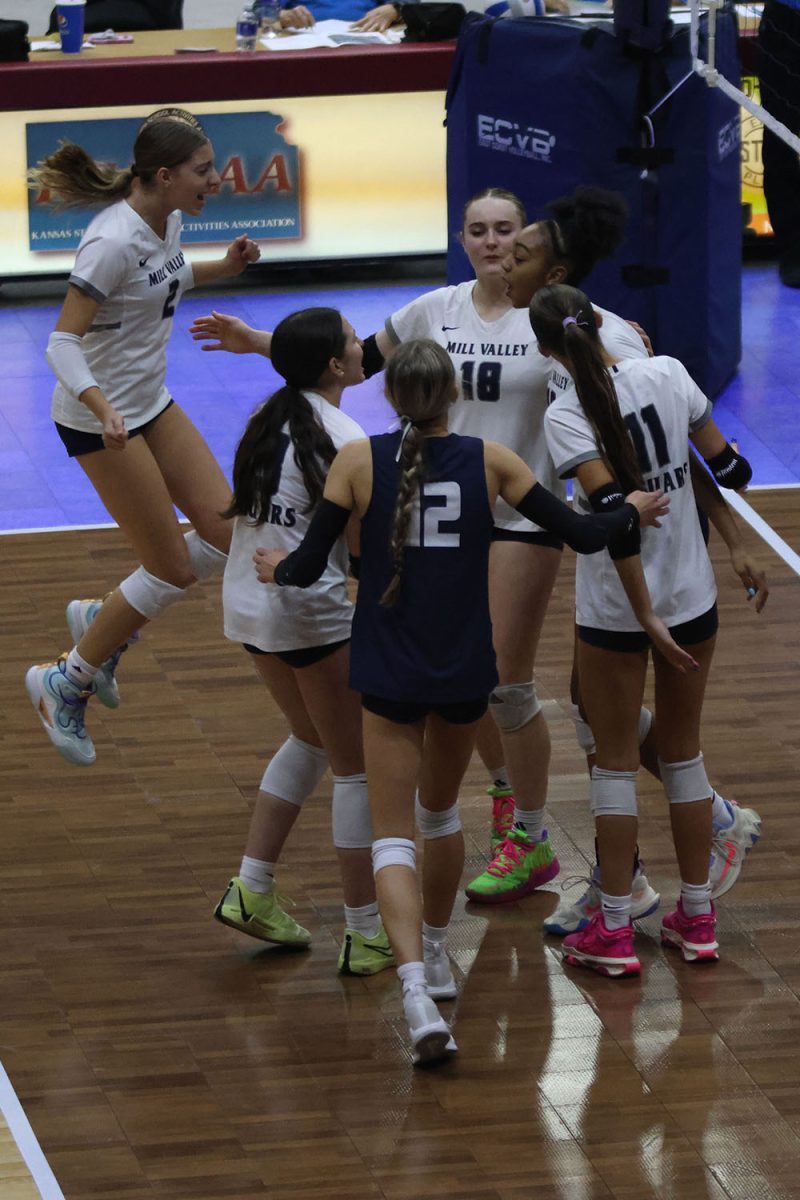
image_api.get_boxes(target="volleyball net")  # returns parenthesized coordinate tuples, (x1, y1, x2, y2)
(689, 0, 800, 156)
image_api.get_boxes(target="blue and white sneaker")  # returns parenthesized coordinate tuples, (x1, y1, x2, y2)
(25, 657, 95, 767)
(544, 867, 660, 937)
(66, 598, 135, 710)
(710, 799, 761, 898)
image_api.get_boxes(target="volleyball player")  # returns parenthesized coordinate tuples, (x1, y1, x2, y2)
(500, 211, 764, 930)
(215, 306, 393, 975)
(532, 284, 753, 975)
(25, 109, 260, 768)
(252, 337, 669, 1062)
(189, 186, 647, 901)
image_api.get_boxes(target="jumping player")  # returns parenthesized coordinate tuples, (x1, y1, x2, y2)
(25, 108, 260, 767)
(252, 337, 670, 1062)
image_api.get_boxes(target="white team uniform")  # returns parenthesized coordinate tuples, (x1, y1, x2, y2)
(546, 305, 649, 406)
(386, 287, 649, 537)
(223, 393, 365, 652)
(52, 200, 194, 433)
(544, 356, 717, 632)
(387, 282, 558, 536)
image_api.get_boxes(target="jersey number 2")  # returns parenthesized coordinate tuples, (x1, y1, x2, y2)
(407, 482, 461, 548)
(625, 404, 670, 474)
(161, 279, 180, 320)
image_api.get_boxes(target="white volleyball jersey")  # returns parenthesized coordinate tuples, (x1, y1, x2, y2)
(544, 355, 717, 632)
(52, 201, 195, 433)
(223, 393, 365, 652)
(546, 305, 650, 406)
(387, 282, 561, 535)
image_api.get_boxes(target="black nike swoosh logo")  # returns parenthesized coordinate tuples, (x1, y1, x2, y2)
(442, 325, 459, 331)
(237, 886, 252, 922)
(139, 257, 151, 268)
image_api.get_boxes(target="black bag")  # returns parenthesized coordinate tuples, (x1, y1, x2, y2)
(0, 19, 28, 62)
(400, 3, 465, 42)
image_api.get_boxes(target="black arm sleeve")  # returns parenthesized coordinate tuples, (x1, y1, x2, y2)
(704, 443, 752, 490)
(361, 333, 386, 380)
(273, 498, 351, 588)
(514, 482, 640, 555)
(587, 482, 641, 561)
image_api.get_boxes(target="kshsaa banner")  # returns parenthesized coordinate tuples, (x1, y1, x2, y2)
(26, 111, 301, 252)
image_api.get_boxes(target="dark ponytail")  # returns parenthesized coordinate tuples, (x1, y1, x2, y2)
(529, 284, 644, 493)
(224, 307, 346, 522)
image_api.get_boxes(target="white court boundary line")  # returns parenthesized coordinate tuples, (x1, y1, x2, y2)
(725, 489, 800, 578)
(0, 1061, 65, 1200)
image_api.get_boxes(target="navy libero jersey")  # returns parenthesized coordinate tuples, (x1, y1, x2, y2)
(350, 430, 498, 704)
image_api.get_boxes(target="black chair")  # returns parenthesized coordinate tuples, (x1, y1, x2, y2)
(48, 0, 184, 33)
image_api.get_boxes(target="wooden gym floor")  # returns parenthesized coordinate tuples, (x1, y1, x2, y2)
(0, 488, 798, 1200)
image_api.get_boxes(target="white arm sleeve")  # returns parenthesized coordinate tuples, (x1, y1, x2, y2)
(46, 331, 99, 399)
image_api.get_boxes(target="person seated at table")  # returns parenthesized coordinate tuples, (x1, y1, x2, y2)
(47, 0, 183, 33)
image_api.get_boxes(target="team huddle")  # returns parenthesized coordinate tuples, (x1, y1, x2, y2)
(25, 109, 764, 1067)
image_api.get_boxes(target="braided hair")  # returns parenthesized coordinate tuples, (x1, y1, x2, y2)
(225, 307, 345, 523)
(529, 285, 644, 493)
(380, 339, 456, 607)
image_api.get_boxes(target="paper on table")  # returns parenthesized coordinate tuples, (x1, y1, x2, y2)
(260, 18, 400, 49)
(30, 39, 94, 50)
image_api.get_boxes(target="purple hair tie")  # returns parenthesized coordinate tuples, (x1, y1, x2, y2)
(562, 316, 578, 329)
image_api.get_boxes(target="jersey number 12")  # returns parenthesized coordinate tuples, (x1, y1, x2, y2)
(407, 482, 461, 548)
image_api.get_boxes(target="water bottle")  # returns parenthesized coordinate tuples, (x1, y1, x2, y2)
(236, 4, 258, 51)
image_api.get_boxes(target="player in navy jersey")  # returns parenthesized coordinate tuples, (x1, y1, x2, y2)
(533, 284, 754, 977)
(215, 306, 394, 976)
(501, 197, 765, 929)
(25, 109, 260, 768)
(188, 187, 650, 900)
(253, 337, 669, 1063)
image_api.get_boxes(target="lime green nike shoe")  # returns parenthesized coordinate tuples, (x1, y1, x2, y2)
(465, 827, 560, 904)
(338, 926, 395, 976)
(214, 877, 311, 946)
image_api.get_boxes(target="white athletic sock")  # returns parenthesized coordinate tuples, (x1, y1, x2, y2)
(680, 879, 713, 917)
(397, 960, 426, 995)
(711, 791, 735, 831)
(513, 806, 545, 842)
(64, 648, 99, 689)
(600, 891, 633, 930)
(422, 922, 448, 949)
(344, 901, 380, 939)
(239, 856, 275, 894)
(488, 766, 511, 789)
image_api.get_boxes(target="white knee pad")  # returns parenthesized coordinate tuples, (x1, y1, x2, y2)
(184, 530, 228, 581)
(415, 794, 462, 839)
(489, 681, 541, 733)
(569, 702, 596, 755)
(372, 837, 416, 876)
(590, 766, 638, 818)
(570, 704, 651, 757)
(119, 565, 185, 620)
(659, 753, 711, 805)
(332, 772, 373, 848)
(259, 734, 328, 807)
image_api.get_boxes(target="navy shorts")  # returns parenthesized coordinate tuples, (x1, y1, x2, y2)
(55, 398, 174, 458)
(361, 693, 489, 725)
(243, 637, 349, 668)
(578, 603, 719, 653)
